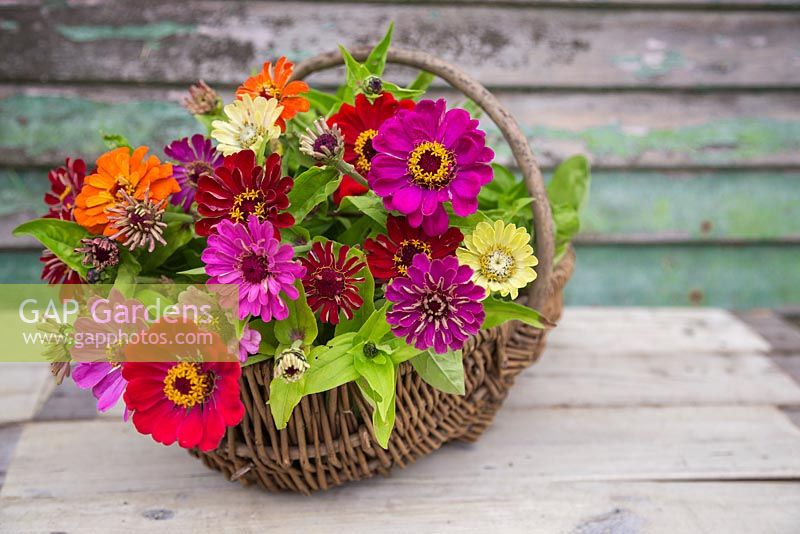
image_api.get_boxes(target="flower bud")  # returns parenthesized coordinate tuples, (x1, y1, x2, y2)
(364, 76, 383, 95)
(275, 347, 310, 383)
(183, 80, 222, 115)
(299, 118, 345, 164)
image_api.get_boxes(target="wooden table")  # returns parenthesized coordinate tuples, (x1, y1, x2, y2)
(1, 307, 800, 532)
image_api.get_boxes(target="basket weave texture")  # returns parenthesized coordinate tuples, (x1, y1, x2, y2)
(193, 48, 574, 493)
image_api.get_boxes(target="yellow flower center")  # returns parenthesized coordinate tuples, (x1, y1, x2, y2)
(393, 239, 432, 276)
(163, 362, 211, 409)
(229, 188, 266, 223)
(479, 247, 516, 283)
(407, 141, 455, 190)
(114, 174, 137, 198)
(104, 339, 125, 366)
(354, 129, 378, 173)
(258, 81, 282, 100)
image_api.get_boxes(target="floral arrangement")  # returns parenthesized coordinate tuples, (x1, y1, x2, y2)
(16, 25, 589, 451)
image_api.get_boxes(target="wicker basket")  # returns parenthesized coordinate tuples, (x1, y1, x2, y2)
(193, 48, 575, 494)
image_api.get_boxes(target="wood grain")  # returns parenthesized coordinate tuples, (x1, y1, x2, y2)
(1, 3, 799, 88)
(0, 363, 53, 426)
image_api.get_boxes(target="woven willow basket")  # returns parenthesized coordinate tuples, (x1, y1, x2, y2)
(193, 48, 575, 494)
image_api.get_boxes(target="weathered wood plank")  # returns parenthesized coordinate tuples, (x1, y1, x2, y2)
(2, 3, 799, 88)
(565, 244, 800, 308)
(0, 424, 23, 491)
(0, 363, 53, 425)
(735, 309, 800, 354)
(516, 348, 800, 407)
(548, 307, 770, 353)
(3, 87, 799, 169)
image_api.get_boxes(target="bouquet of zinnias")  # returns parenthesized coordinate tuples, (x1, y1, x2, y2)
(16, 25, 589, 454)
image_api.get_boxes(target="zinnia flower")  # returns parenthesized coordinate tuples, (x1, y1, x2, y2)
(385, 255, 485, 354)
(202, 215, 305, 322)
(274, 345, 309, 383)
(299, 240, 365, 325)
(369, 99, 494, 236)
(211, 94, 283, 156)
(236, 56, 310, 130)
(163, 134, 223, 212)
(122, 321, 245, 451)
(75, 236, 120, 270)
(195, 150, 294, 237)
(457, 220, 538, 300)
(44, 158, 86, 220)
(73, 146, 179, 235)
(299, 118, 345, 164)
(40, 250, 82, 284)
(328, 93, 414, 204)
(184, 80, 221, 115)
(365, 215, 463, 281)
(106, 190, 168, 252)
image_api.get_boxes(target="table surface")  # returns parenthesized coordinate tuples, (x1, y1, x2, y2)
(1, 307, 800, 533)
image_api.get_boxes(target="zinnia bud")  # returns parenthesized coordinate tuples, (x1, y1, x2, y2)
(299, 118, 345, 164)
(363, 76, 383, 95)
(274, 346, 310, 383)
(184, 80, 222, 115)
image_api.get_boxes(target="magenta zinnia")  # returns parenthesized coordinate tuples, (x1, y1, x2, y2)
(369, 99, 494, 236)
(300, 241, 365, 324)
(202, 215, 305, 322)
(164, 134, 222, 212)
(385, 255, 485, 354)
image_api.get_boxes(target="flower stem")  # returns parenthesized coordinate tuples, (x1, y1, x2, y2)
(335, 161, 368, 187)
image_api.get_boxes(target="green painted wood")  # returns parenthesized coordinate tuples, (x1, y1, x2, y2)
(566, 244, 800, 308)
(1, 3, 799, 88)
(3, 91, 800, 168)
(0, 251, 43, 283)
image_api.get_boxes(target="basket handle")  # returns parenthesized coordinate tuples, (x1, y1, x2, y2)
(292, 47, 554, 310)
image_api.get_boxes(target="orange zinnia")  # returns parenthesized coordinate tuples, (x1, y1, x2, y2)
(74, 146, 179, 236)
(235, 56, 310, 130)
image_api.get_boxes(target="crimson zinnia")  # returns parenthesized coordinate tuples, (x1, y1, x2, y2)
(300, 241, 365, 324)
(327, 93, 414, 204)
(364, 215, 463, 281)
(195, 150, 294, 237)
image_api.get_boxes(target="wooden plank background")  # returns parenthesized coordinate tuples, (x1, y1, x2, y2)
(0, 0, 798, 307)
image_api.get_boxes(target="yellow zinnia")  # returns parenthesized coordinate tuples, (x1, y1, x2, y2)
(457, 220, 538, 300)
(211, 95, 283, 156)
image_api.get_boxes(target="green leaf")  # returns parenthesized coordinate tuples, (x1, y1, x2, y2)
(304, 341, 360, 395)
(13, 218, 91, 277)
(338, 192, 387, 229)
(339, 45, 371, 100)
(113, 251, 142, 298)
(287, 166, 341, 222)
(547, 155, 591, 211)
(406, 70, 435, 94)
(382, 81, 425, 101)
(448, 209, 492, 233)
(242, 353, 272, 367)
(177, 266, 206, 276)
(336, 215, 379, 246)
(305, 88, 342, 115)
(385, 337, 424, 365)
(138, 220, 194, 272)
(356, 378, 396, 449)
(268, 376, 305, 429)
(101, 132, 131, 151)
(410, 350, 465, 395)
(354, 351, 395, 419)
(364, 22, 394, 76)
(551, 204, 580, 263)
(333, 246, 375, 336)
(273, 280, 318, 347)
(461, 99, 482, 119)
(481, 295, 555, 330)
(358, 302, 391, 343)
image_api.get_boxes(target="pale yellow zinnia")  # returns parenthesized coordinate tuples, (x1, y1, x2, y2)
(457, 220, 538, 300)
(211, 95, 283, 156)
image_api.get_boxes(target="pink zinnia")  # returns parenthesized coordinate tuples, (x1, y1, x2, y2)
(385, 254, 485, 354)
(202, 215, 305, 321)
(369, 99, 494, 236)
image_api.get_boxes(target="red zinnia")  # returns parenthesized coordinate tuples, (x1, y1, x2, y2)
(300, 241, 365, 324)
(195, 150, 294, 237)
(44, 158, 86, 220)
(364, 215, 464, 281)
(40, 250, 82, 284)
(122, 321, 244, 452)
(327, 93, 414, 204)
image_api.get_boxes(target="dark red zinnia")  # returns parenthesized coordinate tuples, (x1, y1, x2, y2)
(299, 241, 365, 324)
(364, 215, 463, 281)
(40, 250, 83, 284)
(327, 93, 414, 204)
(44, 158, 86, 221)
(195, 150, 294, 237)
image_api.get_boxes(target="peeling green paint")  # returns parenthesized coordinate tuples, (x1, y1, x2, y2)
(0, 95, 195, 162)
(0, 252, 43, 283)
(55, 22, 195, 43)
(566, 245, 800, 309)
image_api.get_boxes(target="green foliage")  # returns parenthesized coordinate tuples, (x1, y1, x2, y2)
(381, 81, 425, 101)
(113, 251, 142, 298)
(268, 376, 305, 429)
(13, 218, 91, 277)
(364, 21, 394, 76)
(138, 218, 194, 273)
(338, 192, 388, 229)
(101, 131, 132, 151)
(304, 338, 360, 395)
(304, 89, 342, 116)
(481, 295, 555, 330)
(406, 71, 435, 94)
(273, 280, 318, 349)
(354, 350, 395, 420)
(333, 245, 375, 336)
(357, 377, 396, 449)
(287, 167, 341, 223)
(411, 349, 465, 395)
(547, 155, 591, 262)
